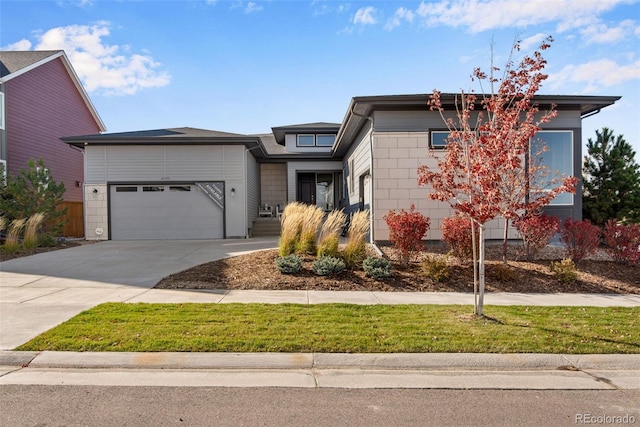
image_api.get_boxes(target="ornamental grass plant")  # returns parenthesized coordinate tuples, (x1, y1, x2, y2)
(23, 212, 45, 250)
(317, 209, 346, 257)
(279, 202, 306, 256)
(296, 204, 324, 255)
(343, 210, 369, 268)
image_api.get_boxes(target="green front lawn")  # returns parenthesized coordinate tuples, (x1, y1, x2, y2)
(17, 303, 640, 354)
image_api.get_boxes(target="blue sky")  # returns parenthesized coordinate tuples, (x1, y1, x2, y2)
(2, 0, 639, 153)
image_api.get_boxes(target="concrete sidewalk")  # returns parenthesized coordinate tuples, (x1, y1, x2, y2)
(1, 351, 638, 389)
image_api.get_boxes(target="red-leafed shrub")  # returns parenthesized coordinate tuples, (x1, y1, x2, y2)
(384, 205, 430, 264)
(560, 218, 601, 264)
(603, 220, 640, 266)
(514, 214, 560, 261)
(440, 215, 478, 262)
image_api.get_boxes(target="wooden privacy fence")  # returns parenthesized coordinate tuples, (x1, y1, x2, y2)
(60, 201, 84, 238)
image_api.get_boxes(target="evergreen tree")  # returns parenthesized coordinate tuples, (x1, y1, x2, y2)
(0, 158, 67, 238)
(583, 128, 640, 225)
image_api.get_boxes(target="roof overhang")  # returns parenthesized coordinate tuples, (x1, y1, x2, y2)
(61, 130, 268, 159)
(1, 51, 106, 132)
(332, 93, 621, 157)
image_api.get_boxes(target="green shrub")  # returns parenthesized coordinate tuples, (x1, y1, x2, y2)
(363, 257, 392, 279)
(550, 259, 578, 284)
(312, 256, 345, 276)
(421, 254, 450, 283)
(275, 254, 302, 274)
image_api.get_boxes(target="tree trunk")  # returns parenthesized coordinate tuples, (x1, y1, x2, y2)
(502, 218, 509, 265)
(477, 223, 486, 316)
(471, 219, 479, 314)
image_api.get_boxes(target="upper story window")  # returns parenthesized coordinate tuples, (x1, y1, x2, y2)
(296, 134, 336, 147)
(430, 131, 450, 149)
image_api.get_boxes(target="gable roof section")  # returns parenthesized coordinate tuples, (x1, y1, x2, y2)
(333, 93, 621, 156)
(0, 50, 106, 132)
(271, 122, 340, 145)
(61, 127, 268, 159)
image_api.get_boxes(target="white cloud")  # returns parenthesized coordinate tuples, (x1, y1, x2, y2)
(519, 33, 547, 51)
(548, 58, 640, 92)
(415, 0, 631, 34)
(2, 39, 33, 50)
(384, 7, 415, 31)
(581, 19, 637, 44)
(244, 2, 263, 13)
(353, 6, 377, 25)
(32, 22, 170, 96)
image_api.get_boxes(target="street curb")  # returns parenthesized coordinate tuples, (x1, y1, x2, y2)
(2, 351, 639, 371)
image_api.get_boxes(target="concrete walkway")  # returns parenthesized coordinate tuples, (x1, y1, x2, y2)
(1, 239, 639, 389)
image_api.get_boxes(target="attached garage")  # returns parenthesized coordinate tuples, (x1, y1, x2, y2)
(62, 128, 265, 241)
(109, 183, 224, 240)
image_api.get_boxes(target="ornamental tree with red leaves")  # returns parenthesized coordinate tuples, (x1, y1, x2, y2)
(417, 36, 577, 315)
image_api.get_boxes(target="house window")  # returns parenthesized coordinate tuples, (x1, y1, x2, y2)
(316, 134, 336, 147)
(296, 134, 336, 147)
(349, 158, 355, 194)
(297, 135, 315, 147)
(143, 186, 164, 192)
(533, 131, 574, 205)
(430, 131, 450, 149)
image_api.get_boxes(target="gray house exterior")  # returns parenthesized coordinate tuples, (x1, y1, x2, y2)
(62, 93, 619, 242)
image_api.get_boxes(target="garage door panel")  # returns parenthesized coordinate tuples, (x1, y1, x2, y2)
(110, 184, 224, 240)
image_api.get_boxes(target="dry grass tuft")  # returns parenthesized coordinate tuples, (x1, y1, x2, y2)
(3, 218, 26, 254)
(343, 210, 370, 267)
(24, 213, 45, 249)
(297, 204, 325, 255)
(279, 202, 306, 256)
(317, 210, 346, 257)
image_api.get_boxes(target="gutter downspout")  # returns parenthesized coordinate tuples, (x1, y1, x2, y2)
(351, 106, 375, 244)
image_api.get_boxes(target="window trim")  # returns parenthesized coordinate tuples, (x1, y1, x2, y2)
(534, 130, 574, 206)
(430, 130, 451, 149)
(296, 134, 315, 147)
(296, 133, 337, 147)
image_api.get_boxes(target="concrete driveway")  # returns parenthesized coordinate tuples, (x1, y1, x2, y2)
(0, 238, 278, 350)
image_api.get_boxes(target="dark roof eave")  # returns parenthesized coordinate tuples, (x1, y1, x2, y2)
(61, 136, 268, 158)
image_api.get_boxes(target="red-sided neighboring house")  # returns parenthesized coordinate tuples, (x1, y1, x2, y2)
(0, 50, 106, 235)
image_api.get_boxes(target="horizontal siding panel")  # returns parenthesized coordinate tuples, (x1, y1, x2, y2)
(6, 57, 102, 202)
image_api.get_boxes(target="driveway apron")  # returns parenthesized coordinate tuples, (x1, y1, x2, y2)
(0, 238, 278, 350)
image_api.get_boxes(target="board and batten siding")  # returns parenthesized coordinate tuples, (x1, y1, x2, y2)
(246, 150, 259, 236)
(84, 144, 248, 239)
(343, 124, 372, 213)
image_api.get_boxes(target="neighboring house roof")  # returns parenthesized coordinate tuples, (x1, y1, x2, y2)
(0, 50, 106, 132)
(332, 93, 621, 156)
(62, 126, 269, 159)
(271, 122, 341, 145)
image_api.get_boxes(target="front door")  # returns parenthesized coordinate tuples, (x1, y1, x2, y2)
(298, 173, 316, 205)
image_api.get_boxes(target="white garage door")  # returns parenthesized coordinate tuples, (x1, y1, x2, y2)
(110, 184, 224, 240)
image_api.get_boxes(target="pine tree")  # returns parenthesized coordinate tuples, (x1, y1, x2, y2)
(583, 128, 640, 225)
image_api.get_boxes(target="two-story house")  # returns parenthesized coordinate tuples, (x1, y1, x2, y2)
(62, 93, 618, 242)
(0, 50, 106, 236)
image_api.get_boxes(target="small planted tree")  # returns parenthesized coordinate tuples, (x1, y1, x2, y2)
(0, 158, 66, 240)
(384, 205, 430, 264)
(417, 36, 576, 315)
